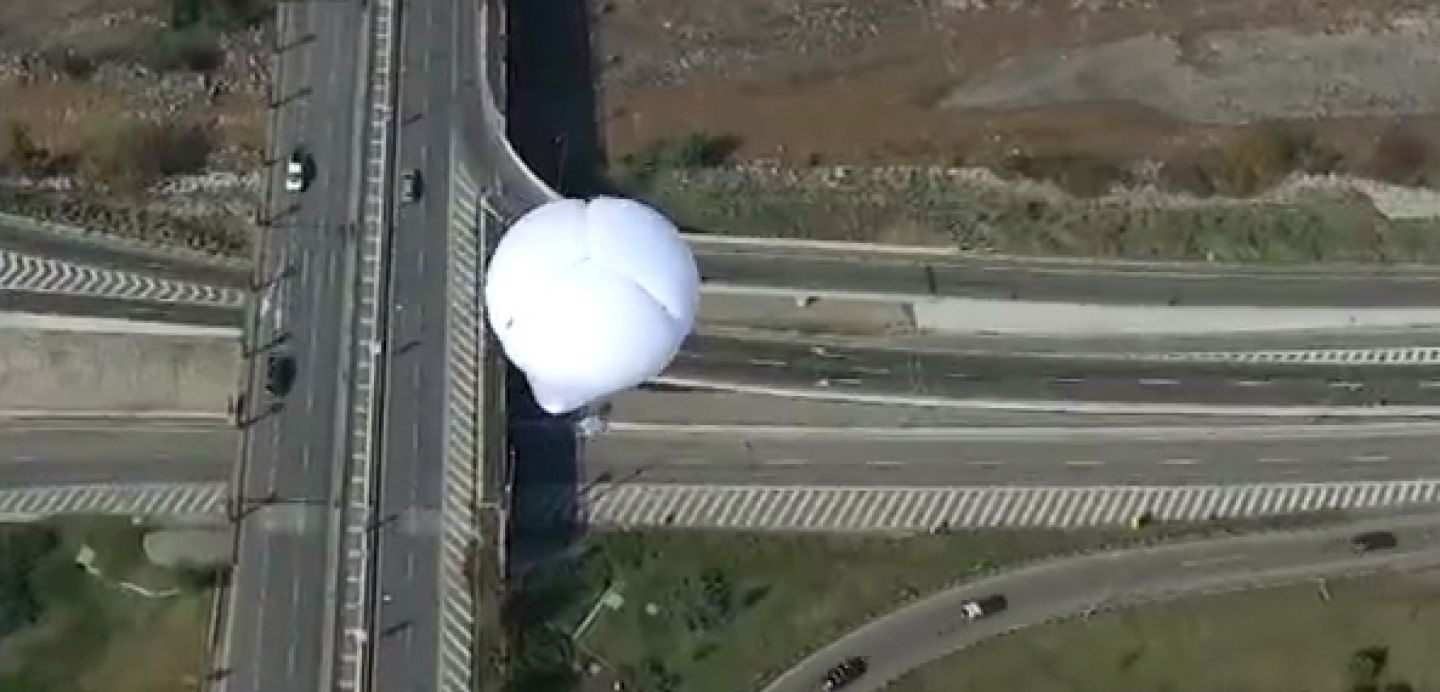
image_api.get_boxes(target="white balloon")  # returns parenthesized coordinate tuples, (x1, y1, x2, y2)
(484, 196, 699, 414)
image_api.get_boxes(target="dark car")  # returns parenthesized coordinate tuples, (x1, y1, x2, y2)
(401, 168, 423, 202)
(265, 353, 297, 396)
(1351, 531, 1398, 553)
(285, 147, 312, 192)
(959, 593, 1009, 620)
(820, 656, 868, 691)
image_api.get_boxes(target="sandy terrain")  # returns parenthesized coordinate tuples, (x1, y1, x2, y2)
(595, 0, 1440, 172)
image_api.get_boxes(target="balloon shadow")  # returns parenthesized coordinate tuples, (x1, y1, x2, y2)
(505, 0, 604, 197)
(505, 363, 584, 570)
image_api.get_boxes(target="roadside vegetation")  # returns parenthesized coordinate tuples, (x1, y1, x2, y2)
(503, 512, 1343, 692)
(610, 126, 1440, 265)
(0, 517, 219, 692)
(0, 0, 272, 255)
(890, 572, 1440, 692)
(613, 121, 1440, 264)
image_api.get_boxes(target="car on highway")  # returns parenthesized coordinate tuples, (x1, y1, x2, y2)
(265, 353, 297, 396)
(819, 656, 868, 691)
(284, 148, 310, 192)
(1351, 530, 1398, 553)
(400, 168, 423, 202)
(961, 589, 1008, 618)
(1130, 510, 1156, 530)
(958, 593, 1008, 621)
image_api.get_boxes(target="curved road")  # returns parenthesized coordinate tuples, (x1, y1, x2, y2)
(762, 512, 1440, 692)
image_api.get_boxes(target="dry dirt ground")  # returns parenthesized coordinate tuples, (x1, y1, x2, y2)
(594, 0, 1440, 172)
(0, 0, 269, 172)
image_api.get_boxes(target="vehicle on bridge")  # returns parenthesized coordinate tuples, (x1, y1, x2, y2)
(285, 147, 311, 192)
(958, 594, 1008, 621)
(820, 656, 868, 691)
(400, 168, 423, 202)
(265, 353, 297, 397)
(1351, 530, 1398, 553)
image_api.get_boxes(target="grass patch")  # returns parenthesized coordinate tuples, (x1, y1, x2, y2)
(0, 187, 249, 257)
(891, 571, 1440, 692)
(507, 512, 1344, 692)
(627, 166, 1440, 264)
(0, 517, 214, 692)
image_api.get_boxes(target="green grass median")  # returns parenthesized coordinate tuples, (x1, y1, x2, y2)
(891, 571, 1440, 692)
(0, 517, 217, 692)
(505, 512, 1344, 692)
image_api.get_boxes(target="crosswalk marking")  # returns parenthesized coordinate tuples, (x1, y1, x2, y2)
(1120, 346, 1440, 366)
(0, 248, 246, 308)
(437, 155, 484, 692)
(506, 481, 1440, 531)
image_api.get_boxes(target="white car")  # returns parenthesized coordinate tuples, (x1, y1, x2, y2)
(284, 149, 308, 192)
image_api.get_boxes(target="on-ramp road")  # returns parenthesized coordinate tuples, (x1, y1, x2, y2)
(761, 512, 1440, 692)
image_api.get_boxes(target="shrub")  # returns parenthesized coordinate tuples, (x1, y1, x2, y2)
(0, 525, 60, 640)
(79, 117, 214, 195)
(0, 121, 68, 178)
(1368, 125, 1436, 187)
(612, 132, 742, 191)
(996, 151, 1126, 197)
(144, 25, 224, 73)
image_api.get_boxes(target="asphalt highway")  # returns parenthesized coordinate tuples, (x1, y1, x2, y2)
(763, 512, 1440, 692)
(693, 241, 1440, 307)
(218, 3, 365, 692)
(668, 334, 1440, 407)
(0, 291, 240, 326)
(367, 0, 462, 688)
(0, 217, 250, 287)
(582, 423, 1440, 486)
(0, 424, 233, 487)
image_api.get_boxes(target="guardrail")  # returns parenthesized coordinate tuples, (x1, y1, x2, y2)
(330, 0, 399, 688)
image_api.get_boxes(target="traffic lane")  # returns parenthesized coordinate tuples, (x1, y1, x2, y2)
(601, 389, 1420, 429)
(226, 2, 360, 691)
(671, 336, 1439, 406)
(0, 224, 250, 287)
(0, 425, 233, 465)
(0, 459, 228, 487)
(581, 429, 1440, 486)
(270, 222, 349, 500)
(0, 290, 242, 326)
(255, 532, 329, 692)
(372, 0, 458, 687)
(695, 247, 1440, 308)
(764, 514, 1440, 692)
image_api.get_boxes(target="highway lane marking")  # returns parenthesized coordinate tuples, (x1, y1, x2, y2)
(854, 366, 891, 375)
(1049, 377, 1084, 384)
(865, 460, 903, 467)
(1161, 458, 1201, 466)
(747, 358, 787, 367)
(1350, 454, 1391, 463)
(1064, 460, 1104, 467)
(1258, 457, 1297, 464)
(1421, 381, 1440, 389)
(1328, 381, 1365, 390)
(966, 460, 1000, 467)
(1138, 378, 1179, 386)
(1180, 555, 1244, 568)
(1234, 379, 1272, 387)
(764, 458, 809, 466)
